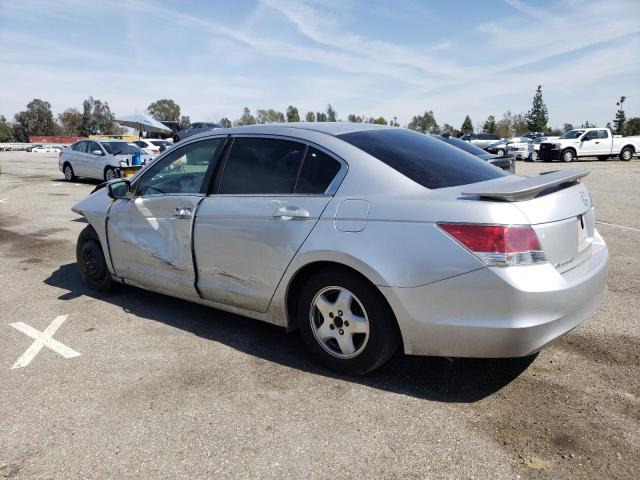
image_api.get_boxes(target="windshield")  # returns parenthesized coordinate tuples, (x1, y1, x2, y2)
(560, 130, 585, 139)
(338, 129, 505, 190)
(102, 142, 141, 155)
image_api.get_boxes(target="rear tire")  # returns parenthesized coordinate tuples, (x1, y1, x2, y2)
(296, 268, 401, 375)
(63, 163, 77, 181)
(561, 149, 575, 162)
(619, 147, 633, 161)
(529, 151, 539, 162)
(497, 148, 505, 157)
(76, 226, 115, 292)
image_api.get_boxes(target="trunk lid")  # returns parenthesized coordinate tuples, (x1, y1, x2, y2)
(461, 169, 595, 273)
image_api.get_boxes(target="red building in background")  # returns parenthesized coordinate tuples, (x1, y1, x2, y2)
(29, 136, 85, 144)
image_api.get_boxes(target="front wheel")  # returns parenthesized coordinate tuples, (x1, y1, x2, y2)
(297, 268, 400, 375)
(104, 166, 118, 182)
(561, 149, 575, 162)
(76, 226, 115, 292)
(619, 147, 633, 161)
(497, 148, 505, 157)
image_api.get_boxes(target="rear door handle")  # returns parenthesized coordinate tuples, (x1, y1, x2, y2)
(272, 206, 309, 220)
(174, 207, 192, 219)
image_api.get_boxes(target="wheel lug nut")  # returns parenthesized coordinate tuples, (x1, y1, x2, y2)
(329, 324, 335, 330)
(339, 329, 344, 335)
(338, 310, 343, 316)
(344, 321, 349, 327)
(329, 312, 334, 318)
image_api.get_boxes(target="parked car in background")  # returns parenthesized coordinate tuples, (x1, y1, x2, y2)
(59, 139, 152, 182)
(539, 128, 640, 162)
(460, 133, 501, 148)
(528, 137, 559, 162)
(432, 134, 514, 173)
(72, 123, 607, 374)
(133, 138, 173, 156)
(174, 122, 222, 142)
(31, 145, 55, 152)
(486, 137, 533, 157)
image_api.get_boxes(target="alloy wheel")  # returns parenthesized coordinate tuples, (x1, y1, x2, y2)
(65, 166, 73, 180)
(309, 286, 370, 359)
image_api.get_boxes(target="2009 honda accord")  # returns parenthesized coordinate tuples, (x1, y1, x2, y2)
(72, 123, 608, 374)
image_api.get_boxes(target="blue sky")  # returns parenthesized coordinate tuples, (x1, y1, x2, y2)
(1, 0, 639, 129)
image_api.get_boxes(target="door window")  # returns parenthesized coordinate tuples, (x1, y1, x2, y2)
(87, 141, 102, 155)
(583, 131, 598, 140)
(74, 141, 88, 153)
(295, 147, 342, 194)
(218, 138, 306, 194)
(597, 130, 609, 139)
(137, 138, 223, 196)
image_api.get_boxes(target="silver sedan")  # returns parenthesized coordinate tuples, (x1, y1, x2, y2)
(72, 123, 608, 374)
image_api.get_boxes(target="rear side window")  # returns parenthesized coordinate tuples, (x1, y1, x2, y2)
(338, 129, 505, 189)
(219, 138, 305, 194)
(597, 130, 609, 139)
(73, 142, 87, 153)
(295, 147, 342, 194)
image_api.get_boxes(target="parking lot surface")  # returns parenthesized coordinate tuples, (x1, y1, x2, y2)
(1, 152, 638, 479)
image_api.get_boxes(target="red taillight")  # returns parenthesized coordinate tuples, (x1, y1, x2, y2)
(438, 223, 545, 266)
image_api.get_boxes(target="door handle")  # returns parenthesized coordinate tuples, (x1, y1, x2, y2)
(272, 206, 309, 220)
(174, 207, 192, 219)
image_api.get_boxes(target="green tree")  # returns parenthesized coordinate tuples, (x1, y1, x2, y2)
(460, 115, 474, 135)
(57, 108, 83, 136)
(389, 116, 400, 127)
(219, 117, 232, 128)
(147, 99, 181, 122)
(286, 106, 300, 122)
(347, 114, 364, 123)
(316, 112, 327, 122)
(625, 117, 640, 135)
(562, 123, 574, 133)
(613, 96, 626, 135)
(256, 109, 285, 124)
(234, 107, 256, 126)
(482, 115, 497, 133)
(80, 97, 120, 136)
(0, 115, 13, 142)
(326, 104, 337, 122)
(525, 85, 548, 132)
(512, 113, 529, 135)
(495, 111, 513, 138)
(407, 110, 440, 133)
(372, 116, 387, 125)
(305, 111, 316, 122)
(441, 123, 460, 137)
(13, 99, 57, 141)
(582, 121, 597, 128)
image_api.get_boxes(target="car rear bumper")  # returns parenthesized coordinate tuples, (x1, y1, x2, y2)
(382, 233, 608, 357)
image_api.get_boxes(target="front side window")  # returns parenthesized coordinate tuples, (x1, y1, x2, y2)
(87, 141, 102, 155)
(338, 129, 505, 190)
(137, 138, 223, 196)
(583, 130, 598, 140)
(218, 138, 305, 194)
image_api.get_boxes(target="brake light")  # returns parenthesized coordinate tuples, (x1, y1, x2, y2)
(438, 223, 546, 266)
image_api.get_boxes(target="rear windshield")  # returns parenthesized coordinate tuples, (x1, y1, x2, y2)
(338, 129, 505, 189)
(102, 142, 141, 155)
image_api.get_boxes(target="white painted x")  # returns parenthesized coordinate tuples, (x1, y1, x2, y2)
(10, 315, 80, 369)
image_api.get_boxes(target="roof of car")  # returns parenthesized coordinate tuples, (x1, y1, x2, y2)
(203, 122, 392, 137)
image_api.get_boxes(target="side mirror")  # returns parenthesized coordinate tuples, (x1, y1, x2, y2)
(92, 149, 104, 155)
(108, 179, 131, 200)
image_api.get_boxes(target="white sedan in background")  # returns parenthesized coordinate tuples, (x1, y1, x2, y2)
(133, 138, 173, 156)
(59, 139, 152, 182)
(31, 145, 55, 152)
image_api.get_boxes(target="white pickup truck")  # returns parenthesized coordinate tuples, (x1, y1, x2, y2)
(538, 128, 640, 162)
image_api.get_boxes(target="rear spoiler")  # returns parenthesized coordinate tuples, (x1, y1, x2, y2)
(462, 169, 589, 201)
